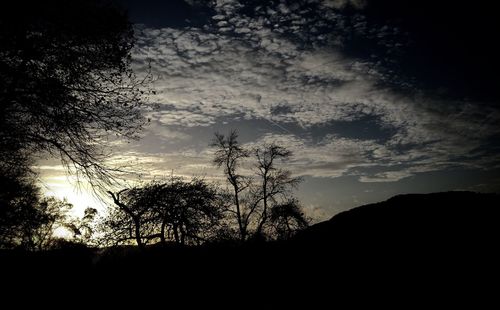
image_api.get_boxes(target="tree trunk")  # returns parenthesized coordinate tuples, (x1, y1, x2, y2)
(160, 221, 166, 244)
(133, 217, 143, 248)
(257, 178, 268, 235)
(108, 191, 144, 249)
(180, 225, 185, 246)
(173, 223, 180, 244)
(234, 187, 246, 241)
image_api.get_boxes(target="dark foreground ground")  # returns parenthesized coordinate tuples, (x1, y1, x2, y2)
(1, 191, 499, 301)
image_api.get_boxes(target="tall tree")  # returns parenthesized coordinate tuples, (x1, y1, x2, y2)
(0, 0, 150, 189)
(211, 130, 250, 241)
(253, 144, 302, 236)
(211, 131, 306, 241)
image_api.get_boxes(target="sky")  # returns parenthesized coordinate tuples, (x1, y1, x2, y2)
(39, 0, 500, 221)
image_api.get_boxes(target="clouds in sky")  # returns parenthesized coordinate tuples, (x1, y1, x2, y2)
(321, 0, 367, 9)
(28, 0, 500, 223)
(126, 0, 500, 183)
(38, 0, 500, 217)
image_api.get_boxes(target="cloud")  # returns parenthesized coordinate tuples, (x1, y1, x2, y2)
(359, 170, 413, 182)
(129, 0, 500, 184)
(243, 125, 500, 181)
(152, 110, 217, 128)
(34, 0, 500, 220)
(33, 165, 66, 171)
(107, 150, 221, 181)
(321, 0, 367, 9)
(183, 0, 205, 7)
(243, 133, 380, 178)
(146, 120, 192, 140)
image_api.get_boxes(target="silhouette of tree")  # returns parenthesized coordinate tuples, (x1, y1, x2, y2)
(96, 206, 137, 247)
(252, 144, 302, 237)
(65, 207, 98, 244)
(269, 199, 309, 240)
(108, 186, 157, 248)
(105, 178, 223, 247)
(151, 178, 223, 245)
(211, 131, 306, 241)
(0, 173, 41, 249)
(211, 130, 251, 241)
(0, 0, 150, 189)
(0, 191, 74, 250)
(24, 197, 74, 250)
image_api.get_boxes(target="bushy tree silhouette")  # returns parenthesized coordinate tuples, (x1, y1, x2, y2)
(107, 186, 156, 248)
(0, 0, 150, 249)
(0, 173, 41, 249)
(0, 0, 150, 189)
(65, 207, 98, 244)
(105, 178, 224, 247)
(1, 193, 76, 250)
(269, 199, 310, 241)
(152, 178, 223, 245)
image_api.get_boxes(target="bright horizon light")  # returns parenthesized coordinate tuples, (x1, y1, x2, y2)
(41, 177, 108, 217)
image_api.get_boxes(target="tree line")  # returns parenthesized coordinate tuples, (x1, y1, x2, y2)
(0, 0, 146, 250)
(0, 1, 309, 251)
(0, 131, 309, 250)
(102, 131, 309, 248)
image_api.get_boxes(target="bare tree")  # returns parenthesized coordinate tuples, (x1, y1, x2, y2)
(211, 131, 305, 241)
(253, 144, 302, 236)
(211, 130, 251, 241)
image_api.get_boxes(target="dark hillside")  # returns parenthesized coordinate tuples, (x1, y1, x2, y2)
(291, 191, 500, 278)
(2, 191, 498, 295)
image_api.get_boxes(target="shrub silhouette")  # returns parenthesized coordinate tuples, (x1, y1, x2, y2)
(105, 178, 224, 247)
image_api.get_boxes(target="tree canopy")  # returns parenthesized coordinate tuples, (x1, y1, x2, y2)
(104, 178, 224, 247)
(0, 2, 309, 250)
(0, 0, 152, 250)
(0, 0, 150, 188)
